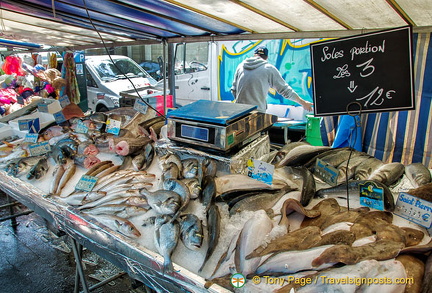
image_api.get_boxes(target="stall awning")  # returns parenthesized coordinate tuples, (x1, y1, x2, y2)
(0, 0, 432, 50)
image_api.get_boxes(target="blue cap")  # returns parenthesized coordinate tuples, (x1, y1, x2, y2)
(254, 46, 268, 57)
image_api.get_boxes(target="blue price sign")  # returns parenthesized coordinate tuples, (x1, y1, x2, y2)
(29, 141, 51, 156)
(54, 111, 67, 124)
(24, 133, 39, 143)
(359, 181, 385, 211)
(134, 99, 148, 114)
(76, 175, 98, 191)
(59, 95, 71, 108)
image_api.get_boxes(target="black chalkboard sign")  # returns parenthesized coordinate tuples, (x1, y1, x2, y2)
(310, 26, 414, 116)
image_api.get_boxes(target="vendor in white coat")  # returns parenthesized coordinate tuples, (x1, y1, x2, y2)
(231, 46, 313, 112)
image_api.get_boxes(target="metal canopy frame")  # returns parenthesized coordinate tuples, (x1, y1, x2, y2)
(0, 0, 431, 50)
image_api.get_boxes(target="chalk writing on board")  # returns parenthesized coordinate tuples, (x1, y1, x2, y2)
(311, 26, 414, 116)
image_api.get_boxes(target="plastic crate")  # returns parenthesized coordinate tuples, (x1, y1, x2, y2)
(305, 115, 323, 146)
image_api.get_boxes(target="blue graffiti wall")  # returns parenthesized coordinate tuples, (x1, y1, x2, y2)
(219, 39, 322, 105)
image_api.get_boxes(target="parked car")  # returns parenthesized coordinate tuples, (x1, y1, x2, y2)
(85, 55, 159, 112)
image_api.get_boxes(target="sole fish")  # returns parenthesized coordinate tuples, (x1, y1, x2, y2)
(312, 240, 404, 267)
(235, 210, 273, 276)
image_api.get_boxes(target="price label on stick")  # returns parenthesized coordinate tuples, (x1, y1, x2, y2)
(314, 158, 339, 186)
(24, 133, 39, 143)
(134, 99, 149, 114)
(246, 158, 274, 184)
(76, 175, 98, 192)
(59, 95, 71, 108)
(106, 118, 121, 135)
(359, 181, 385, 211)
(394, 192, 432, 229)
(75, 120, 89, 134)
(28, 141, 51, 156)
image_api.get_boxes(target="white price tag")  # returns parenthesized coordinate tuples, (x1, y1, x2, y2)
(106, 118, 121, 135)
(247, 158, 274, 184)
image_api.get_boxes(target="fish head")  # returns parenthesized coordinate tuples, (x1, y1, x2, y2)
(184, 230, 204, 250)
(115, 219, 141, 238)
(161, 197, 180, 215)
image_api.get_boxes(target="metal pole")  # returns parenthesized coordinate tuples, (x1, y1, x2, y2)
(71, 238, 90, 293)
(87, 272, 126, 292)
(0, 201, 19, 209)
(163, 38, 167, 115)
(6, 194, 19, 228)
(0, 210, 33, 222)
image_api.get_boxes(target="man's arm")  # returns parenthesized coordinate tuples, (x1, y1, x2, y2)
(269, 67, 313, 112)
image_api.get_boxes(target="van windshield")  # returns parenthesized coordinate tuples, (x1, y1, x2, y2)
(93, 58, 155, 83)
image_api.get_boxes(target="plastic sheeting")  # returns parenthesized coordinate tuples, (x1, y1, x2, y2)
(1, 0, 432, 49)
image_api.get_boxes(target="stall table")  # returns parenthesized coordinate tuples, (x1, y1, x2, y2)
(0, 171, 229, 293)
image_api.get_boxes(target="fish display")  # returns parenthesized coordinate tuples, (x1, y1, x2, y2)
(1, 110, 431, 293)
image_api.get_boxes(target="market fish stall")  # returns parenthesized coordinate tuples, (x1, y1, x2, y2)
(0, 105, 431, 293)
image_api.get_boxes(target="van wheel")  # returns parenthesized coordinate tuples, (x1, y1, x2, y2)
(97, 105, 109, 112)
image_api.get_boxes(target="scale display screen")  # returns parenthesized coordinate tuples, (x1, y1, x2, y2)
(180, 124, 209, 142)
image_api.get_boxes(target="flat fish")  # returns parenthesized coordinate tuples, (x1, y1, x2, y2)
(247, 226, 322, 259)
(406, 182, 432, 202)
(292, 259, 406, 293)
(422, 251, 432, 293)
(256, 245, 336, 275)
(319, 207, 370, 230)
(396, 254, 424, 293)
(278, 198, 321, 229)
(300, 198, 341, 228)
(235, 210, 273, 276)
(405, 162, 432, 188)
(312, 240, 404, 267)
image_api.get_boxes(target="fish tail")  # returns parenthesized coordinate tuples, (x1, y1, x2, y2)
(163, 257, 174, 274)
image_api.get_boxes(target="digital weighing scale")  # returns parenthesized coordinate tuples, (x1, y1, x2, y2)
(166, 100, 277, 152)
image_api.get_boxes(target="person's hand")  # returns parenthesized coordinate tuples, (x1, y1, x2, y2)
(302, 101, 313, 112)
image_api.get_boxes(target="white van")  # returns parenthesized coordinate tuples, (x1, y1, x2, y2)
(85, 55, 159, 112)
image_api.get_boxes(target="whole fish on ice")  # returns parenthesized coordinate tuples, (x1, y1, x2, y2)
(154, 215, 179, 273)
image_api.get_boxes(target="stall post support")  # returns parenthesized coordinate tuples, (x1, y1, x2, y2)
(71, 238, 90, 293)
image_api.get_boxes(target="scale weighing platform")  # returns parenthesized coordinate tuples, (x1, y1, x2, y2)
(166, 100, 277, 152)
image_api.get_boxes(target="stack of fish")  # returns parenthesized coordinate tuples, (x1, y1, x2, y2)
(1, 107, 432, 292)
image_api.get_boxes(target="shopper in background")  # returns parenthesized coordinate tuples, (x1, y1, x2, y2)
(231, 46, 313, 112)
